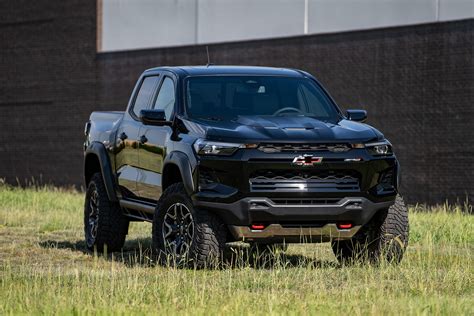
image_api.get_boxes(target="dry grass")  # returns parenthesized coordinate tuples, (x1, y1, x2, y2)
(0, 185, 472, 315)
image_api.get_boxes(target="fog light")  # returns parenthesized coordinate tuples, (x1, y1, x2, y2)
(375, 168, 396, 195)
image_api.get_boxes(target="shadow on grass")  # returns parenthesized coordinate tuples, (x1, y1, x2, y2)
(223, 244, 339, 270)
(39, 239, 339, 270)
(39, 237, 155, 267)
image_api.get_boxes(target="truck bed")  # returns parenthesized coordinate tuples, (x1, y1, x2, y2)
(87, 111, 124, 145)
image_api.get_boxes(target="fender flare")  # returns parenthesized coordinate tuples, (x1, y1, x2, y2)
(163, 151, 195, 194)
(84, 142, 118, 202)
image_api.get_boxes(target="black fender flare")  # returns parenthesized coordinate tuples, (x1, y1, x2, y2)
(163, 151, 195, 194)
(84, 142, 118, 202)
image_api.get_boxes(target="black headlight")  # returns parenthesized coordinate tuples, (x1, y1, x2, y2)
(365, 140, 393, 156)
(193, 139, 257, 156)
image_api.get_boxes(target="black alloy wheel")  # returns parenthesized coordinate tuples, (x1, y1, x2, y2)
(162, 202, 195, 258)
(84, 173, 129, 252)
(86, 188, 100, 247)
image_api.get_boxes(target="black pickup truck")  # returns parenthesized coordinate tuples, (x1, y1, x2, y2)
(83, 66, 409, 267)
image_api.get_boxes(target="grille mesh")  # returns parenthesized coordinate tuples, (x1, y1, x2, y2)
(258, 143, 351, 153)
(250, 170, 360, 193)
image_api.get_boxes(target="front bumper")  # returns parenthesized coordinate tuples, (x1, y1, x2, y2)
(228, 223, 361, 243)
(194, 196, 393, 242)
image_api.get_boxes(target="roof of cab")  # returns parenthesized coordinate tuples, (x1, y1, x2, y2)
(143, 65, 306, 77)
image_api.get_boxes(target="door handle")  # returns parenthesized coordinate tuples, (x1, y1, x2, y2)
(139, 135, 148, 144)
(119, 132, 127, 141)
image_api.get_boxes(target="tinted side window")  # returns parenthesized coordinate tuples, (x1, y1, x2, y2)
(300, 84, 331, 118)
(132, 76, 159, 117)
(153, 77, 175, 120)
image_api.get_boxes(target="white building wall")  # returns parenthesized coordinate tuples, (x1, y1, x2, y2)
(439, 0, 474, 21)
(307, 0, 437, 34)
(101, 0, 197, 51)
(197, 0, 305, 44)
(99, 0, 474, 52)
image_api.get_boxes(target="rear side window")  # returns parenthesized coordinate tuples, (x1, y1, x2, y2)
(132, 76, 159, 117)
(153, 77, 175, 120)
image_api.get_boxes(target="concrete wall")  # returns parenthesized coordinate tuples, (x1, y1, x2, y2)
(100, 0, 474, 51)
(1, 1, 473, 205)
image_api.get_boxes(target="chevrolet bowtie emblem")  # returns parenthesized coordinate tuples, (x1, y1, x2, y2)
(292, 155, 323, 166)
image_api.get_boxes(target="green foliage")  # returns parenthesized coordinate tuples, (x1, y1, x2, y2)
(0, 186, 472, 315)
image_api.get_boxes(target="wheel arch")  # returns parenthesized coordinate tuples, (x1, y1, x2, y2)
(84, 142, 118, 202)
(162, 151, 195, 195)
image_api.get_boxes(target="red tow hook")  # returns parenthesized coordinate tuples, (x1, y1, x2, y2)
(337, 223, 353, 230)
(250, 223, 266, 230)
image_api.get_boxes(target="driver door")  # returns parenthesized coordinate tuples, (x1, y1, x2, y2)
(115, 75, 160, 198)
(136, 75, 176, 201)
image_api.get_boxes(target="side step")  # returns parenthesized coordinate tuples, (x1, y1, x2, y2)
(119, 199, 156, 222)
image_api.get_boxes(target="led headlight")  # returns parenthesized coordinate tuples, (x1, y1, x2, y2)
(365, 140, 393, 156)
(193, 139, 256, 156)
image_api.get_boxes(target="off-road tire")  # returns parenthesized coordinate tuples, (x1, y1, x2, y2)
(332, 195, 409, 264)
(152, 183, 227, 268)
(84, 173, 129, 252)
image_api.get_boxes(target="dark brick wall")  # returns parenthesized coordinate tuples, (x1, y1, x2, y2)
(1, 0, 473, 204)
(0, 0, 97, 186)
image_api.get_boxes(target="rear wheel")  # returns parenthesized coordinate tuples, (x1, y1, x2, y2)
(152, 183, 227, 268)
(332, 195, 409, 264)
(84, 173, 129, 252)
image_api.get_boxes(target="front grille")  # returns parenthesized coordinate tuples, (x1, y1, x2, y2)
(258, 143, 351, 153)
(249, 170, 360, 193)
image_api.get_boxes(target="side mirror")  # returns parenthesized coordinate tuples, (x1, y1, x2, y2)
(139, 109, 170, 126)
(346, 109, 367, 122)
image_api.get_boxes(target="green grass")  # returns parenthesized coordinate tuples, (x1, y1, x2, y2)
(0, 185, 472, 315)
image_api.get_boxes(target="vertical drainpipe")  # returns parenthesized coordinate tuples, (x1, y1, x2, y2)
(304, 0, 309, 34)
(195, 0, 199, 45)
(96, 0, 103, 52)
(435, 0, 440, 22)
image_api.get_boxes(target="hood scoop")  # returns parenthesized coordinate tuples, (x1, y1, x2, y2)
(235, 115, 328, 129)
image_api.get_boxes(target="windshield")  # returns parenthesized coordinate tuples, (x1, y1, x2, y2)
(185, 76, 341, 122)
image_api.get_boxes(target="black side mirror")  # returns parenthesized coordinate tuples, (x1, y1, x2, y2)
(346, 109, 367, 122)
(139, 109, 170, 126)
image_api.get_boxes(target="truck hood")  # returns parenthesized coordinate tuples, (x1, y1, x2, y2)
(183, 115, 383, 143)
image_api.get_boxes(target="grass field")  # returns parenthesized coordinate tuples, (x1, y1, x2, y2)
(0, 185, 472, 315)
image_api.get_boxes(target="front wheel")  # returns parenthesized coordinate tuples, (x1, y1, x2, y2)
(332, 195, 409, 264)
(152, 183, 227, 268)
